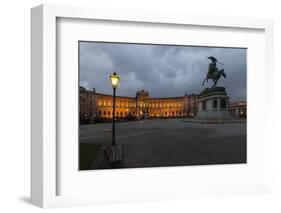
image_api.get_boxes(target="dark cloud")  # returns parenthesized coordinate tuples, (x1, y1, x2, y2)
(79, 42, 246, 102)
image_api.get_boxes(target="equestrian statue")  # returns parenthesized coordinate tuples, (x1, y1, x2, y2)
(202, 56, 226, 87)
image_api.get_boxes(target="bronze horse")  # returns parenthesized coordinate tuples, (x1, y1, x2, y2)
(202, 69, 226, 87)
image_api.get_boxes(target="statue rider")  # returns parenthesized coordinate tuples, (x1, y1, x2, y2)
(207, 56, 219, 76)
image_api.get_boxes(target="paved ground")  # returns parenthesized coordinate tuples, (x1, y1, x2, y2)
(79, 119, 246, 170)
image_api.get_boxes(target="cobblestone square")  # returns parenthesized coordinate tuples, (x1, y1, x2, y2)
(79, 119, 246, 170)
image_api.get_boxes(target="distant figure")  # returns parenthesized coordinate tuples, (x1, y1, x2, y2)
(202, 56, 226, 87)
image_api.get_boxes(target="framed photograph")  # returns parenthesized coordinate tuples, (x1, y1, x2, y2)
(31, 4, 274, 208)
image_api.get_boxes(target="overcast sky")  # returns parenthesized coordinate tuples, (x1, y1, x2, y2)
(79, 42, 246, 102)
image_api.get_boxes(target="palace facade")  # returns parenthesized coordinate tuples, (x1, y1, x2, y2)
(80, 86, 247, 123)
(80, 87, 198, 123)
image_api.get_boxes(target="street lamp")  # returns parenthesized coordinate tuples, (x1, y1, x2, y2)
(104, 71, 122, 164)
(110, 72, 120, 89)
(110, 72, 119, 146)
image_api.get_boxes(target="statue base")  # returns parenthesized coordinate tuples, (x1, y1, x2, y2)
(195, 86, 233, 121)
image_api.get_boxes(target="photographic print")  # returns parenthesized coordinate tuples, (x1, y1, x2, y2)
(79, 41, 247, 170)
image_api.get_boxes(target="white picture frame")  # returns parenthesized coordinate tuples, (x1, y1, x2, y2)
(31, 4, 274, 208)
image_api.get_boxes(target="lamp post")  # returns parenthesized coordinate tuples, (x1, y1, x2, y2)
(103, 71, 122, 164)
(110, 72, 119, 146)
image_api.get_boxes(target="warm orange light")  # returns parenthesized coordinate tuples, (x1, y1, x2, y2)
(109, 72, 120, 88)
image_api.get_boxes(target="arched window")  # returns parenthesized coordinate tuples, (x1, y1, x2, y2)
(202, 101, 207, 110)
(221, 99, 226, 109)
(108, 111, 111, 116)
(213, 100, 218, 108)
(103, 111, 106, 115)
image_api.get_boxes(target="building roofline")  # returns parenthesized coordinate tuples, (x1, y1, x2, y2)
(229, 101, 247, 106)
(81, 91, 199, 100)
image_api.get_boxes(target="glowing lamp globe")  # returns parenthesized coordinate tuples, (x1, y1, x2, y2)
(110, 72, 120, 88)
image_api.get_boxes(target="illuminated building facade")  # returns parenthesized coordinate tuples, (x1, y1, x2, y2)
(229, 101, 247, 118)
(80, 87, 198, 123)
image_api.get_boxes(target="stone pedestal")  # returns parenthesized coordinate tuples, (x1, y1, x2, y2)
(196, 87, 232, 121)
